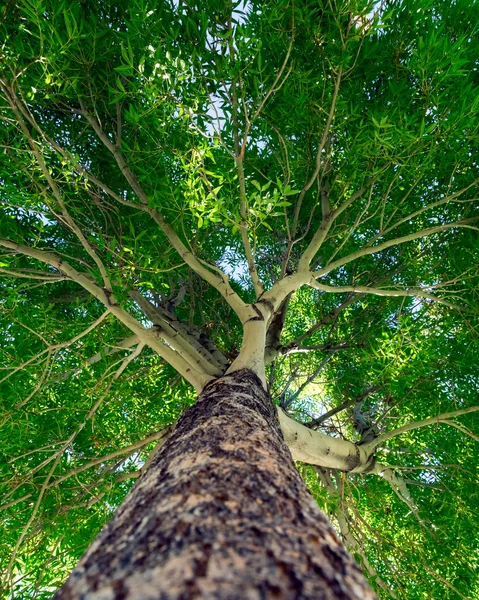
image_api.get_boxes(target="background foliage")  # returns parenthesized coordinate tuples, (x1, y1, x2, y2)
(1, 0, 478, 597)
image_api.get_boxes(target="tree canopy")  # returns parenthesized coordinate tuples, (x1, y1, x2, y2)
(1, 0, 479, 598)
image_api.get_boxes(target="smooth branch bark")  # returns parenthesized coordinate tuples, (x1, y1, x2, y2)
(53, 369, 376, 600)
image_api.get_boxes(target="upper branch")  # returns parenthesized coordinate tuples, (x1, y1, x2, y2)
(228, 27, 264, 298)
(297, 184, 369, 271)
(315, 218, 479, 279)
(0, 81, 112, 288)
(308, 281, 463, 310)
(80, 104, 252, 322)
(305, 385, 383, 429)
(367, 406, 479, 451)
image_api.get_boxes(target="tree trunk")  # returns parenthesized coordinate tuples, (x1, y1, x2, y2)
(53, 369, 376, 599)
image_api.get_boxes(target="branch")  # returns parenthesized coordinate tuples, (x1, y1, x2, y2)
(281, 72, 347, 276)
(315, 468, 394, 596)
(129, 290, 223, 377)
(0, 267, 69, 281)
(371, 463, 421, 520)
(149, 209, 252, 322)
(260, 269, 312, 313)
(440, 420, 479, 443)
(277, 408, 375, 472)
(307, 281, 463, 310)
(79, 104, 251, 323)
(288, 294, 361, 349)
(237, 155, 264, 298)
(51, 427, 172, 488)
(268, 341, 356, 362)
(264, 294, 292, 363)
(301, 70, 342, 196)
(260, 187, 376, 312)
(315, 218, 479, 278)
(228, 30, 296, 284)
(297, 184, 370, 271)
(251, 15, 295, 122)
(228, 39, 263, 298)
(57, 335, 140, 381)
(305, 386, 383, 429)
(0, 81, 112, 288)
(368, 406, 479, 450)
(4, 341, 146, 583)
(0, 310, 110, 387)
(370, 177, 479, 246)
(281, 353, 336, 409)
(0, 238, 212, 391)
(280, 114, 371, 279)
(130, 287, 227, 370)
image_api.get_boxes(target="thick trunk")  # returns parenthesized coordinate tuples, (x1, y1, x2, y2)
(53, 369, 376, 599)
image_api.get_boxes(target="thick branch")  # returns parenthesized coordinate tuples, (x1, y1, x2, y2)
(226, 302, 271, 386)
(277, 408, 375, 472)
(149, 208, 252, 322)
(130, 290, 222, 377)
(130, 289, 228, 369)
(264, 294, 291, 363)
(0, 238, 212, 391)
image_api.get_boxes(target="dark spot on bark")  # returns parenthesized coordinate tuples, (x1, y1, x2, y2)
(345, 446, 361, 471)
(111, 579, 128, 600)
(251, 303, 265, 320)
(256, 297, 275, 313)
(322, 543, 348, 575)
(245, 315, 264, 323)
(361, 455, 377, 474)
(193, 544, 212, 577)
(102, 287, 118, 307)
(268, 584, 284, 598)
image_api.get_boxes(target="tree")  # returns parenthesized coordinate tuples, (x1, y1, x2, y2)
(1, 0, 478, 597)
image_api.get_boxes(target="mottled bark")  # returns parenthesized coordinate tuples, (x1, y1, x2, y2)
(53, 369, 376, 600)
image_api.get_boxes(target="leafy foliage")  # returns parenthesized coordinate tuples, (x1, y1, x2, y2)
(1, 0, 478, 598)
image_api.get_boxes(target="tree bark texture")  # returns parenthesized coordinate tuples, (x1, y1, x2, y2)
(53, 369, 376, 600)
